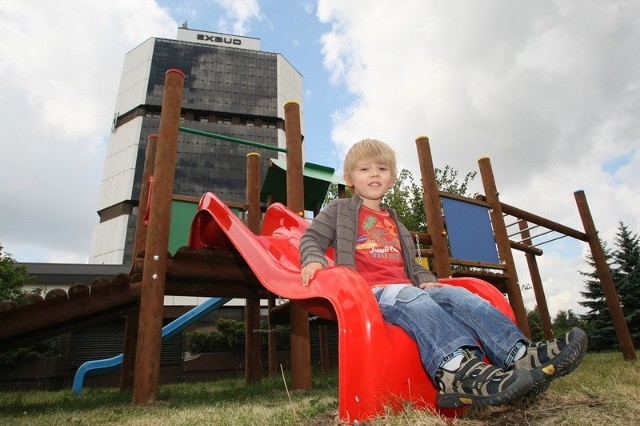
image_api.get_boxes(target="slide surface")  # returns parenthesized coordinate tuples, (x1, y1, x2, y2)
(72, 296, 230, 393)
(188, 192, 516, 422)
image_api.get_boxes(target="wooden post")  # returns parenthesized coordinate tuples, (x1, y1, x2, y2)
(415, 136, 452, 278)
(245, 152, 263, 383)
(318, 324, 330, 372)
(132, 134, 159, 259)
(122, 134, 158, 390)
(574, 190, 636, 361)
(478, 157, 531, 338)
(246, 152, 261, 233)
(338, 184, 346, 199)
(265, 194, 278, 377)
(120, 309, 139, 390)
(518, 220, 554, 339)
(312, 202, 330, 372)
(132, 69, 185, 404)
(284, 101, 312, 390)
(267, 294, 277, 376)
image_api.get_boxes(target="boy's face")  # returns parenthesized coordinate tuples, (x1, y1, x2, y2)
(345, 160, 396, 207)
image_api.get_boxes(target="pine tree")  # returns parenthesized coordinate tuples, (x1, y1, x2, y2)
(578, 241, 619, 350)
(611, 222, 640, 346)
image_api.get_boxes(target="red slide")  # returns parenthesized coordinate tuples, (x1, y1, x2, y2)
(188, 192, 515, 423)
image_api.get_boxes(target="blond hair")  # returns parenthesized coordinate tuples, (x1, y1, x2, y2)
(343, 139, 397, 181)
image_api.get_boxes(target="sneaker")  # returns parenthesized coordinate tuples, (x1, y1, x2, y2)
(512, 327, 588, 396)
(436, 349, 533, 408)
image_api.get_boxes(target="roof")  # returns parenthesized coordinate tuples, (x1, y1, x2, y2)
(260, 159, 345, 211)
(19, 263, 130, 286)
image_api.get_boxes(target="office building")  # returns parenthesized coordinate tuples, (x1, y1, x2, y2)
(89, 28, 303, 264)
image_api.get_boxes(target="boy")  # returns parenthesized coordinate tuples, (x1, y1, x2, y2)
(299, 138, 587, 408)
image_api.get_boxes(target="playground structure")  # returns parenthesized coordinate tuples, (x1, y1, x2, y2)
(128, 69, 636, 419)
(187, 191, 516, 420)
(0, 68, 636, 422)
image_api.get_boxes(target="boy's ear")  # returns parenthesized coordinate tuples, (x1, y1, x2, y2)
(344, 172, 353, 187)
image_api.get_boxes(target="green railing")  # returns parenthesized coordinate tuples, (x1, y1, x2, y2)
(179, 126, 287, 153)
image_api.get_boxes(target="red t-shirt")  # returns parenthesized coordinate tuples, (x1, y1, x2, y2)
(355, 206, 412, 286)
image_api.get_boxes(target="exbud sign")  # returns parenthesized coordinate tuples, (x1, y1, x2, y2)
(177, 28, 261, 51)
(197, 34, 241, 45)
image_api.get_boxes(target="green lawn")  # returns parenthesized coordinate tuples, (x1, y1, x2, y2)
(0, 351, 638, 425)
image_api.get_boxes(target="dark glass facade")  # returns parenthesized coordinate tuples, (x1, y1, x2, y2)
(118, 38, 285, 263)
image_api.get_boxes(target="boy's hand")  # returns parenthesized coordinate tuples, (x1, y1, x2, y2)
(419, 281, 443, 289)
(301, 262, 324, 286)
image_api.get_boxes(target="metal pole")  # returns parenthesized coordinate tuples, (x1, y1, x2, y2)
(179, 126, 287, 153)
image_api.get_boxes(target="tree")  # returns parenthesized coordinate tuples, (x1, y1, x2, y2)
(323, 182, 351, 206)
(552, 309, 584, 338)
(0, 243, 38, 302)
(578, 221, 640, 351)
(0, 244, 56, 364)
(383, 167, 477, 232)
(324, 166, 477, 233)
(526, 307, 544, 342)
(383, 169, 425, 231)
(578, 241, 620, 351)
(435, 165, 478, 198)
(611, 222, 640, 346)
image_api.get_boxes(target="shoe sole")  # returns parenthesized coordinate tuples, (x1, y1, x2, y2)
(528, 327, 588, 396)
(437, 369, 533, 408)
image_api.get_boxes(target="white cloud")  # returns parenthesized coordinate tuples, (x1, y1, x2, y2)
(317, 0, 640, 315)
(214, 0, 262, 34)
(1, 0, 637, 320)
(0, 0, 176, 263)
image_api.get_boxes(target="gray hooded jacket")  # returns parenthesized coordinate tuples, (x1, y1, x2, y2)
(299, 194, 438, 286)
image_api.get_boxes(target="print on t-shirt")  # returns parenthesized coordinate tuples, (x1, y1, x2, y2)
(355, 207, 410, 285)
(357, 211, 402, 260)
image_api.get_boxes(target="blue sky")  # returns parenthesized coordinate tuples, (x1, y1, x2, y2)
(156, 0, 350, 170)
(1, 0, 639, 316)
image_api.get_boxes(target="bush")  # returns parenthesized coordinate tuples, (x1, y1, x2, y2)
(185, 319, 291, 353)
(0, 336, 63, 365)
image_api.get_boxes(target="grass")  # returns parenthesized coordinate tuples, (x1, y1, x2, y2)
(0, 352, 638, 425)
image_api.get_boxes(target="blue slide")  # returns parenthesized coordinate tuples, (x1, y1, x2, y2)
(72, 296, 230, 393)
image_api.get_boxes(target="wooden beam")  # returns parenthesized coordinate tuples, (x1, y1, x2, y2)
(416, 136, 452, 278)
(124, 133, 157, 390)
(575, 190, 636, 361)
(518, 220, 554, 340)
(478, 157, 531, 338)
(478, 196, 589, 242)
(0, 284, 140, 351)
(245, 151, 263, 384)
(284, 101, 312, 390)
(133, 69, 185, 405)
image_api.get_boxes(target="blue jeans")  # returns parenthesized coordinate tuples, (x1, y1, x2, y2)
(372, 284, 526, 381)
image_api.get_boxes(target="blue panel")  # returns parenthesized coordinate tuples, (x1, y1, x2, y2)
(441, 197, 500, 263)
